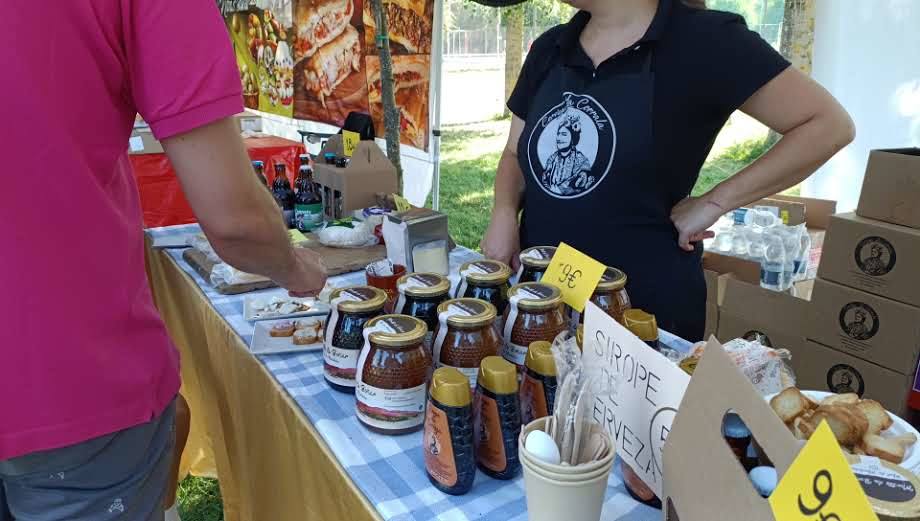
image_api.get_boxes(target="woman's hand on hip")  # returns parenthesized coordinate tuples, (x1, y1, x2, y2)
(481, 209, 521, 269)
(670, 196, 724, 252)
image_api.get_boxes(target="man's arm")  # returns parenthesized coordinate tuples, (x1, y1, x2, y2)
(162, 117, 326, 295)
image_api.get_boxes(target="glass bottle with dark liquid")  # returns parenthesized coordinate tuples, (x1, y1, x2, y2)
(252, 160, 267, 188)
(294, 164, 323, 232)
(271, 163, 294, 228)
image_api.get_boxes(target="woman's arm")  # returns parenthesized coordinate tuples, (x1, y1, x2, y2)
(671, 67, 855, 251)
(481, 116, 527, 267)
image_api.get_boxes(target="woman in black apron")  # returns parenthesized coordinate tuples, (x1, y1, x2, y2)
(481, 0, 854, 341)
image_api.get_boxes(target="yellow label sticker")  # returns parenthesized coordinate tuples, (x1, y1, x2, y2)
(288, 229, 308, 244)
(393, 194, 412, 213)
(769, 421, 879, 521)
(781, 209, 790, 225)
(342, 130, 360, 158)
(541, 243, 606, 313)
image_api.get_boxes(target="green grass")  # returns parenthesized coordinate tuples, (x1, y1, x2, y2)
(177, 476, 223, 521)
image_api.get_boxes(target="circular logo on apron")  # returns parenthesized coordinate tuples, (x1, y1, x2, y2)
(527, 92, 615, 199)
(855, 236, 896, 276)
(826, 363, 865, 396)
(838, 302, 880, 341)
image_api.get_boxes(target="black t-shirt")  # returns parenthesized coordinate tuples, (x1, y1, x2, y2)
(506, 0, 789, 339)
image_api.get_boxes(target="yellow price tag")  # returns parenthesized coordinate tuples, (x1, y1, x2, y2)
(342, 130, 360, 158)
(288, 229, 308, 244)
(769, 421, 879, 521)
(541, 243, 606, 313)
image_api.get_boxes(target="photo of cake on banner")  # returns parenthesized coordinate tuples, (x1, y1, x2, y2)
(362, 0, 432, 55)
(292, 0, 370, 127)
(365, 55, 430, 150)
(225, 1, 295, 116)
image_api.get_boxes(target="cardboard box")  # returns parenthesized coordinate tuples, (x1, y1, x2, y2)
(704, 304, 719, 340)
(808, 278, 920, 372)
(702, 252, 761, 286)
(793, 340, 914, 417)
(312, 135, 398, 220)
(128, 127, 164, 155)
(857, 148, 920, 229)
(819, 212, 920, 307)
(716, 278, 809, 352)
(664, 340, 801, 520)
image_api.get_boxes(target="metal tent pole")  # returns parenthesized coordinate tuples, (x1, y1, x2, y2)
(430, 0, 445, 210)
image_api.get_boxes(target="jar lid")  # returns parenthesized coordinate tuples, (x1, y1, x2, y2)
(509, 282, 562, 311)
(397, 273, 451, 297)
(365, 315, 427, 347)
(477, 356, 518, 394)
(437, 298, 497, 327)
(596, 267, 628, 291)
(623, 309, 658, 342)
(460, 260, 512, 285)
(519, 246, 557, 269)
(331, 286, 388, 313)
(430, 367, 472, 408)
(525, 341, 557, 377)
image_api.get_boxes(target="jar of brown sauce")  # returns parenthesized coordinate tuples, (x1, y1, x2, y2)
(431, 298, 501, 389)
(455, 260, 512, 325)
(517, 246, 556, 284)
(355, 315, 431, 435)
(394, 273, 451, 350)
(570, 267, 632, 326)
(324, 286, 388, 393)
(502, 282, 566, 370)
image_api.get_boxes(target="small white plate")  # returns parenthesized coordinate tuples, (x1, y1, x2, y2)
(250, 317, 326, 355)
(765, 390, 920, 472)
(244, 295, 330, 322)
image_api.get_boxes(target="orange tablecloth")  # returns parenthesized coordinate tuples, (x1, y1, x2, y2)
(131, 136, 305, 228)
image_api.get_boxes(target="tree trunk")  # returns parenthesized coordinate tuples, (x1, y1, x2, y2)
(502, 5, 524, 118)
(780, 0, 816, 75)
(369, 0, 404, 190)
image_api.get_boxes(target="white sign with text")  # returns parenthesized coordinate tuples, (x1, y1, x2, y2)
(582, 302, 691, 498)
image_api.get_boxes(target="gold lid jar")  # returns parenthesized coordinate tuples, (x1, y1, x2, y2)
(458, 260, 513, 286)
(355, 315, 431, 435)
(432, 298, 501, 389)
(502, 283, 566, 369)
(330, 286, 388, 313)
(518, 246, 557, 284)
(524, 341, 556, 377)
(624, 309, 660, 352)
(324, 286, 389, 393)
(430, 367, 472, 408)
(477, 356, 518, 395)
(397, 273, 451, 298)
(520, 341, 558, 425)
(394, 273, 451, 350)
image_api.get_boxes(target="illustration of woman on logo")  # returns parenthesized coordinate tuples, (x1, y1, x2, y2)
(863, 243, 887, 276)
(846, 309, 870, 339)
(541, 113, 594, 196)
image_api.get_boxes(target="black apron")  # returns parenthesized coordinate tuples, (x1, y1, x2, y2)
(517, 47, 705, 340)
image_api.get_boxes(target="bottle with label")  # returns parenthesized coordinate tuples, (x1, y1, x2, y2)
(520, 341, 557, 426)
(252, 160, 268, 188)
(432, 298, 501, 389)
(517, 246, 556, 284)
(271, 163, 295, 227)
(761, 230, 785, 291)
(294, 164, 323, 232)
(355, 315, 431, 435)
(424, 367, 476, 495)
(502, 282, 567, 370)
(324, 286, 388, 393)
(455, 260, 512, 322)
(474, 356, 521, 480)
(394, 273, 452, 351)
(623, 309, 660, 352)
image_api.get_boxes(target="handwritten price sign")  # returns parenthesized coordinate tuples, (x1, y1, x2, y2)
(342, 130, 360, 158)
(542, 243, 606, 312)
(769, 422, 878, 521)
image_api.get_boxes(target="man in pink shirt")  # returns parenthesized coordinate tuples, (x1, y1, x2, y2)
(0, 1, 326, 519)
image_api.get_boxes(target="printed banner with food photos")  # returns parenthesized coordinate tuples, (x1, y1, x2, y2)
(221, 0, 434, 151)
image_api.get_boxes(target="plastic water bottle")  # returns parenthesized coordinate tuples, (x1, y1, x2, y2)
(795, 227, 812, 281)
(781, 228, 800, 291)
(731, 225, 749, 257)
(761, 232, 785, 291)
(747, 228, 766, 262)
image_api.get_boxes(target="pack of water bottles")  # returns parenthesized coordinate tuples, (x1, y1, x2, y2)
(705, 206, 811, 292)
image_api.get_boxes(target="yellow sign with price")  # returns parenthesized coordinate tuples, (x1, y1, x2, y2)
(342, 130, 360, 157)
(769, 421, 879, 521)
(541, 243, 606, 313)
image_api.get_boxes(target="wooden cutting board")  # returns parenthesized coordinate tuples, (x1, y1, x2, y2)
(182, 234, 387, 295)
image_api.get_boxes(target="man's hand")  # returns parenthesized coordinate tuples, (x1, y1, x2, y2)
(284, 248, 328, 297)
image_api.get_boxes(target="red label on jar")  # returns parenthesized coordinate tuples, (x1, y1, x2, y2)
(424, 402, 458, 488)
(475, 393, 507, 473)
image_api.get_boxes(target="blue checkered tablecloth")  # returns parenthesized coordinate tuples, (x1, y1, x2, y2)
(147, 224, 691, 521)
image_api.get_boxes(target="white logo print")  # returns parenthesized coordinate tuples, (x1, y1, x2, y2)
(527, 92, 616, 199)
(107, 498, 125, 514)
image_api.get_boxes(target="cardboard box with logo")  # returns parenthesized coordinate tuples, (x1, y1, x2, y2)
(808, 278, 920, 373)
(793, 340, 915, 417)
(312, 135, 398, 220)
(716, 277, 809, 353)
(857, 148, 920, 230)
(819, 212, 920, 308)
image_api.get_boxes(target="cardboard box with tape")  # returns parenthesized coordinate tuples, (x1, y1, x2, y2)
(808, 278, 920, 373)
(819, 212, 920, 308)
(857, 149, 920, 230)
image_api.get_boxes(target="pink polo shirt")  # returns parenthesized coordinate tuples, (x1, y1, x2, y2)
(0, 0, 242, 460)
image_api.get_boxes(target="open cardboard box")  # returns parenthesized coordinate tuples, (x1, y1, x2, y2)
(664, 338, 802, 520)
(312, 135, 398, 220)
(857, 149, 920, 230)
